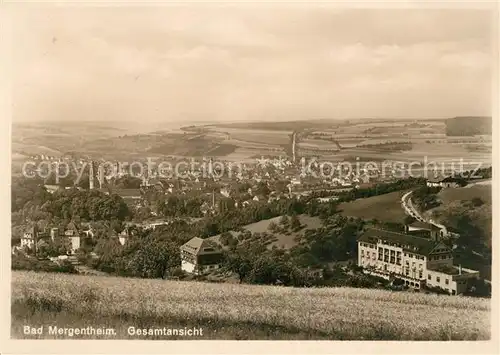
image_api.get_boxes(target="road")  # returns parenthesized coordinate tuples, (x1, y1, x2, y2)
(401, 190, 449, 236)
(464, 179, 491, 188)
(401, 191, 424, 222)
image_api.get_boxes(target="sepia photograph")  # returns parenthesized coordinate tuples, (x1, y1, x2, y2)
(3, 1, 497, 347)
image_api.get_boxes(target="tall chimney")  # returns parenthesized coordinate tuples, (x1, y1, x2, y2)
(89, 161, 95, 190)
(98, 165, 104, 189)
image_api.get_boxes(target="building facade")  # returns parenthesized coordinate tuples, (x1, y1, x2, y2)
(358, 227, 479, 295)
(426, 176, 463, 188)
(180, 237, 224, 275)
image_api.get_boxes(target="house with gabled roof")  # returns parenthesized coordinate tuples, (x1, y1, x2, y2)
(63, 221, 81, 254)
(180, 237, 224, 275)
(426, 175, 465, 188)
(357, 226, 479, 295)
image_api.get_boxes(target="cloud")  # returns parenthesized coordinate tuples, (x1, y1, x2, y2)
(10, 6, 494, 123)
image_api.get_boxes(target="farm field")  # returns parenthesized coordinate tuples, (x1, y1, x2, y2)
(222, 128, 292, 146)
(11, 271, 490, 340)
(338, 191, 408, 223)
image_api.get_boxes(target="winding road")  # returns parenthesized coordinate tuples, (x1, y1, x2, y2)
(401, 190, 448, 236)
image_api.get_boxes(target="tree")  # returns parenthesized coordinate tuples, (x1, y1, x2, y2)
(404, 215, 416, 225)
(290, 214, 302, 232)
(279, 215, 290, 229)
(225, 252, 253, 283)
(471, 197, 484, 207)
(268, 221, 280, 234)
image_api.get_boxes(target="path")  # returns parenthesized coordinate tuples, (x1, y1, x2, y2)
(401, 190, 448, 236)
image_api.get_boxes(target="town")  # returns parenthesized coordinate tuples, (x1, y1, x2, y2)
(12, 150, 492, 297)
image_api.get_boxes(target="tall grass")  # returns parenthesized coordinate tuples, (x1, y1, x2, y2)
(11, 271, 490, 340)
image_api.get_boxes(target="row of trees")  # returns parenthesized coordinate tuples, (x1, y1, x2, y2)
(336, 177, 426, 203)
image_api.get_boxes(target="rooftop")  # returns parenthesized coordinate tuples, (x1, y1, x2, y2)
(181, 237, 222, 255)
(112, 189, 143, 197)
(408, 221, 440, 231)
(428, 264, 478, 276)
(358, 228, 436, 255)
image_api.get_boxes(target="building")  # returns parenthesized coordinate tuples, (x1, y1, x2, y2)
(44, 184, 62, 194)
(114, 189, 143, 205)
(21, 225, 38, 250)
(118, 228, 131, 246)
(64, 221, 81, 254)
(426, 176, 463, 188)
(405, 221, 445, 239)
(180, 237, 224, 275)
(357, 227, 479, 295)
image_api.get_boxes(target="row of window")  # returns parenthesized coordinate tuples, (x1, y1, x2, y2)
(429, 254, 451, 261)
(404, 268, 423, 279)
(427, 274, 450, 284)
(378, 248, 402, 265)
(360, 242, 376, 249)
(360, 250, 376, 259)
(404, 252, 425, 260)
(405, 261, 423, 269)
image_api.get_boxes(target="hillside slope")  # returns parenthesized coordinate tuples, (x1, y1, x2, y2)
(12, 271, 490, 340)
(445, 116, 492, 136)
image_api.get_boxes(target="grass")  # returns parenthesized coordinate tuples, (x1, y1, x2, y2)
(209, 215, 323, 250)
(12, 271, 490, 340)
(338, 191, 408, 223)
(438, 185, 492, 206)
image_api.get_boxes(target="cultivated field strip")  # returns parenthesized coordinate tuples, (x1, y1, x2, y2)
(12, 271, 490, 340)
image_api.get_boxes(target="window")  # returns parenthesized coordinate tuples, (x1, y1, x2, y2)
(428, 274, 431, 280)
(361, 250, 364, 257)
(445, 279, 449, 285)
(436, 277, 440, 283)
(384, 254, 389, 263)
(405, 268, 409, 276)
(415, 283, 419, 288)
(418, 270, 423, 279)
(372, 252, 376, 260)
(390, 256, 395, 264)
(378, 250, 383, 261)
(384, 265, 388, 271)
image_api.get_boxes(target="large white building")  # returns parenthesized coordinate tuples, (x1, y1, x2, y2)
(357, 225, 479, 295)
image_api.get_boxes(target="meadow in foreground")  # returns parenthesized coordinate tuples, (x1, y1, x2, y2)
(11, 271, 490, 340)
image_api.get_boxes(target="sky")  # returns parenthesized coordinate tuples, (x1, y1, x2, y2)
(10, 5, 495, 124)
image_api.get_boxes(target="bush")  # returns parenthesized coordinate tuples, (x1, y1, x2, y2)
(12, 254, 77, 274)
